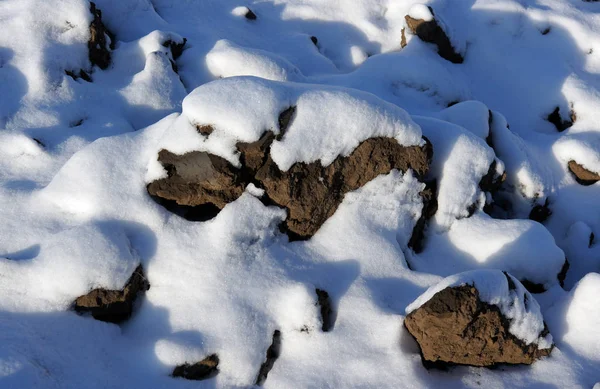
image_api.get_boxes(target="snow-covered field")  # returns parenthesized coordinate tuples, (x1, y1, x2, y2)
(1, 0, 600, 388)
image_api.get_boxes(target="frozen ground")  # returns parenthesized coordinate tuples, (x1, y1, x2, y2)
(0, 0, 599, 388)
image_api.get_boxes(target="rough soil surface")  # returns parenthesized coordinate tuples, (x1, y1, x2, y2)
(480, 161, 507, 215)
(405, 8, 463, 64)
(404, 285, 552, 367)
(255, 137, 431, 239)
(89, 2, 115, 69)
(529, 198, 552, 223)
(148, 111, 432, 239)
(558, 259, 570, 287)
(73, 265, 150, 323)
(172, 354, 219, 381)
(568, 160, 600, 186)
(408, 179, 437, 254)
(255, 330, 282, 386)
(547, 106, 575, 132)
(245, 8, 257, 20)
(164, 38, 187, 60)
(316, 288, 334, 332)
(148, 149, 247, 209)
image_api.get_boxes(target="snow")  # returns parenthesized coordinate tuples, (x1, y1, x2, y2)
(1, 0, 600, 388)
(414, 116, 497, 230)
(546, 273, 600, 362)
(206, 40, 305, 82)
(411, 212, 566, 289)
(158, 77, 423, 170)
(406, 270, 552, 348)
(408, 4, 434, 22)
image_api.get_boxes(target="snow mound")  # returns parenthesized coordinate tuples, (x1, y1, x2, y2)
(0, 223, 138, 312)
(155, 76, 423, 171)
(407, 270, 552, 348)
(206, 40, 304, 82)
(547, 273, 600, 362)
(408, 4, 434, 23)
(414, 116, 497, 230)
(436, 101, 490, 140)
(412, 212, 566, 289)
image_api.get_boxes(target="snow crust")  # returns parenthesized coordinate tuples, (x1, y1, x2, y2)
(406, 270, 552, 348)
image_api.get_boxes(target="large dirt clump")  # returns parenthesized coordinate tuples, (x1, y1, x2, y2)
(148, 114, 431, 239)
(404, 284, 552, 367)
(73, 265, 150, 323)
(568, 160, 600, 186)
(405, 7, 463, 64)
(89, 2, 115, 69)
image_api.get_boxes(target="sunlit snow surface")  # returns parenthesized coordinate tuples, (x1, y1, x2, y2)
(1, 0, 600, 388)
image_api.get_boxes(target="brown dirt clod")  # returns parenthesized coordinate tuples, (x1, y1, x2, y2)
(89, 2, 114, 70)
(529, 197, 552, 223)
(404, 285, 552, 368)
(255, 330, 282, 386)
(148, 113, 432, 239)
(163, 38, 187, 60)
(73, 265, 149, 323)
(408, 178, 437, 254)
(404, 8, 463, 64)
(557, 259, 570, 288)
(568, 160, 600, 186)
(172, 354, 219, 381)
(316, 288, 334, 332)
(245, 8, 257, 20)
(546, 106, 575, 132)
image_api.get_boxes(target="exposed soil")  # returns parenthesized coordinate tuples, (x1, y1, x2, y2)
(408, 178, 437, 254)
(404, 285, 552, 367)
(245, 8, 257, 20)
(316, 288, 334, 332)
(255, 330, 282, 386)
(546, 106, 576, 132)
(73, 265, 149, 323)
(172, 354, 219, 381)
(529, 198, 552, 223)
(148, 108, 432, 239)
(89, 2, 115, 70)
(568, 160, 600, 186)
(405, 7, 463, 64)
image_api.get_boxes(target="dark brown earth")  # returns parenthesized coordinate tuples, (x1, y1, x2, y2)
(400, 28, 408, 48)
(529, 198, 552, 223)
(255, 137, 431, 239)
(479, 161, 506, 194)
(558, 259, 570, 287)
(172, 354, 219, 381)
(255, 330, 282, 386)
(404, 284, 552, 368)
(73, 265, 149, 323)
(546, 106, 576, 132)
(163, 38, 187, 60)
(408, 179, 437, 254)
(405, 8, 463, 64)
(147, 109, 432, 239)
(89, 2, 115, 69)
(316, 288, 334, 332)
(65, 69, 92, 82)
(245, 8, 257, 20)
(568, 160, 600, 186)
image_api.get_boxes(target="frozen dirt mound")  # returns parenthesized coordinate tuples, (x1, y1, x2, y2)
(147, 77, 430, 238)
(405, 270, 553, 367)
